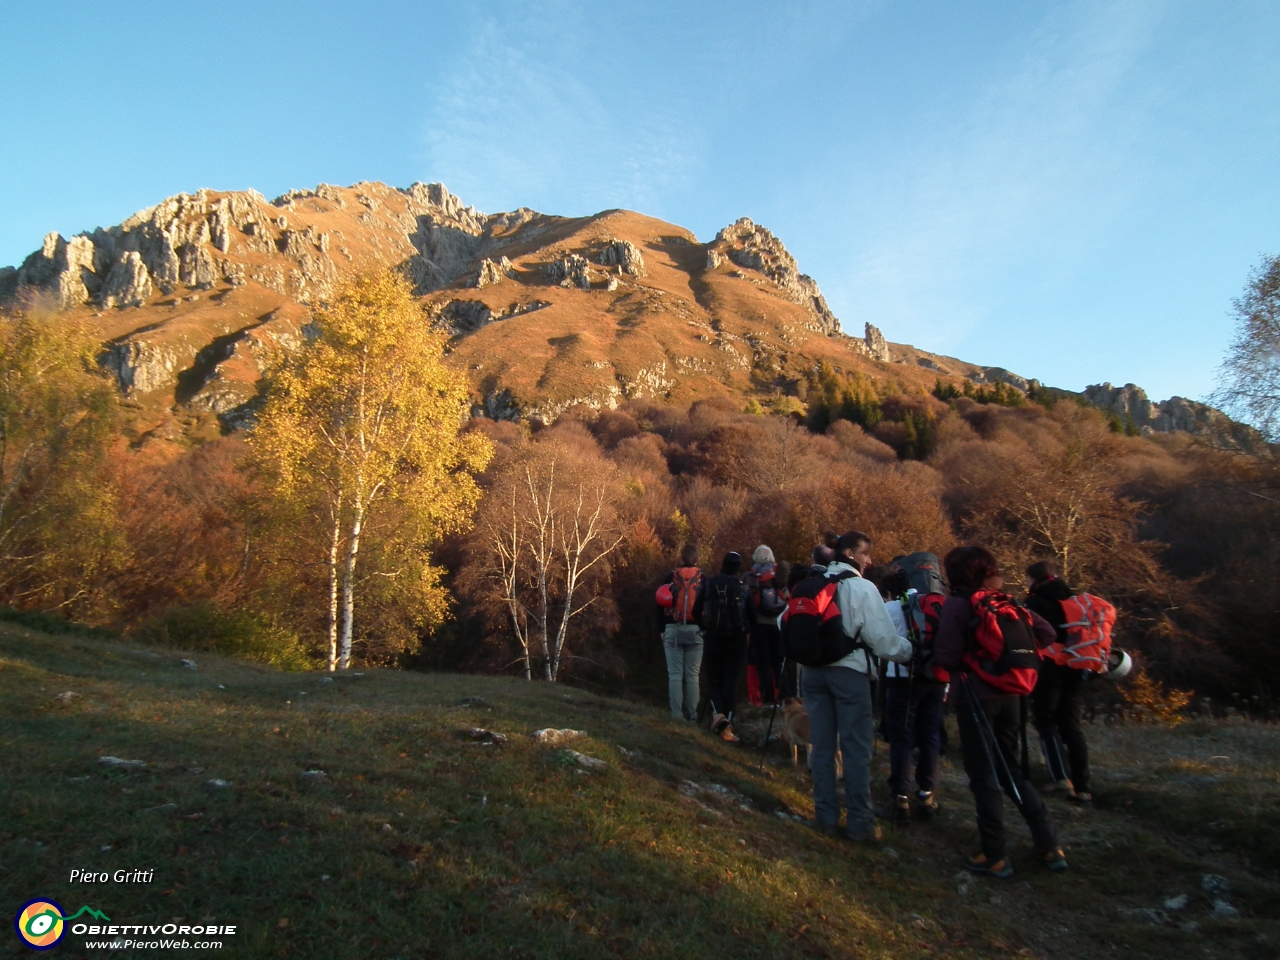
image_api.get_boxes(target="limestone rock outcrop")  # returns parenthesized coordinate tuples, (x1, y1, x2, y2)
(98, 252, 153, 308)
(1083, 382, 1262, 449)
(100, 339, 196, 397)
(471, 257, 514, 288)
(710, 219, 841, 336)
(0, 180, 514, 311)
(864, 323, 891, 362)
(597, 239, 645, 277)
(548, 254, 592, 290)
(438, 300, 494, 333)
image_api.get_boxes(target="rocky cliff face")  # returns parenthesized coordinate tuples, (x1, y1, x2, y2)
(0, 181, 521, 314)
(708, 218, 842, 336)
(1083, 382, 1263, 450)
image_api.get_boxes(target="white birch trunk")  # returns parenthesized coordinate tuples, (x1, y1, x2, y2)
(326, 500, 342, 672)
(338, 492, 365, 670)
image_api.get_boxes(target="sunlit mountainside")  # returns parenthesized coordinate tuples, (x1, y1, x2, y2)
(0, 180, 1251, 448)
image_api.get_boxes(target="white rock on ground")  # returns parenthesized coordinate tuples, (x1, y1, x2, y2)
(563, 750, 606, 770)
(531, 728, 587, 743)
(98, 756, 147, 769)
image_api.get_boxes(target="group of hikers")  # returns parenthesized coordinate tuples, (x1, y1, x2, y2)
(656, 531, 1129, 878)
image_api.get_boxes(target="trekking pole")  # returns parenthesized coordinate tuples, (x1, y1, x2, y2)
(760, 701, 779, 770)
(758, 656, 786, 770)
(1018, 696, 1031, 781)
(871, 653, 883, 761)
(962, 675, 1023, 807)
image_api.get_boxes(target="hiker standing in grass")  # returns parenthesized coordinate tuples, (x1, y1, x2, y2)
(746, 545, 788, 706)
(656, 543, 705, 721)
(934, 546, 1068, 877)
(1026, 560, 1094, 804)
(701, 551, 755, 743)
(804, 531, 914, 843)
(877, 565, 947, 823)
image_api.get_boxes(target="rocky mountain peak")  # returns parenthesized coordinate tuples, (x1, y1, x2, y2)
(710, 218, 841, 336)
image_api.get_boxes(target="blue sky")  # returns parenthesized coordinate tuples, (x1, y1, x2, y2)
(3, 0, 1277, 401)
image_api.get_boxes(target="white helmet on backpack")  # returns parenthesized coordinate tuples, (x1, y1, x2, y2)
(1103, 648, 1133, 680)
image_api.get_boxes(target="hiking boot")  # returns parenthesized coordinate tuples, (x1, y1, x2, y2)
(718, 723, 740, 744)
(711, 712, 729, 732)
(876, 794, 911, 823)
(809, 820, 839, 839)
(1047, 778, 1075, 795)
(963, 853, 1014, 879)
(1040, 847, 1069, 872)
(846, 824, 883, 844)
(914, 791, 940, 820)
(1066, 791, 1092, 805)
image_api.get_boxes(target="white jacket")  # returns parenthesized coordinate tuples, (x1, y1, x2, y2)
(825, 562, 914, 673)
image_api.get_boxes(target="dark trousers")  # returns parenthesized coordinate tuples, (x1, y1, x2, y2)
(883, 679, 945, 796)
(749, 622, 784, 703)
(956, 693, 1058, 861)
(703, 637, 745, 720)
(1032, 662, 1091, 793)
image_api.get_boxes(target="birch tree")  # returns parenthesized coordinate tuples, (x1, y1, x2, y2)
(249, 271, 492, 669)
(1214, 254, 1280, 442)
(460, 440, 624, 681)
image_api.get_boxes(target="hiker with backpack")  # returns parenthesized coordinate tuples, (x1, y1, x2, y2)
(933, 546, 1067, 877)
(1026, 560, 1116, 805)
(877, 557, 949, 823)
(746, 545, 788, 706)
(701, 551, 755, 743)
(655, 543, 706, 721)
(783, 531, 914, 843)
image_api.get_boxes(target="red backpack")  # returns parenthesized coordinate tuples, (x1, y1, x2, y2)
(781, 570, 861, 667)
(904, 592, 949, 682)
(1046, 592, 1116, 672)
(962, 589, 1042, 695)
(667, 566, 702, 624)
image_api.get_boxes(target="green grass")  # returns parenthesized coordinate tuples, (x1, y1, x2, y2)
(3, 623, 1278, 959)
(1089, 719, 1280, 871)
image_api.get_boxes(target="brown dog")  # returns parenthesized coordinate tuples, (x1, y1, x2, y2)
(782, 697, 842, 779)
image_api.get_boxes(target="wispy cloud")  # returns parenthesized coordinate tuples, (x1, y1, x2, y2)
(826, 0, 1164, 355)
(418, 7, 703, 216)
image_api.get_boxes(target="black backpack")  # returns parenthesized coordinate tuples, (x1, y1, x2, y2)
(781, 570, 863, 667)
(703, 577, 748, 640)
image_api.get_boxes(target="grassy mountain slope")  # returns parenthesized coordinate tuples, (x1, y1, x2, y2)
(3, 624, 1277, 959)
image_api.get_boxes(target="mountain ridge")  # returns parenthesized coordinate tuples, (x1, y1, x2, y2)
(0, 180, 1254, 449)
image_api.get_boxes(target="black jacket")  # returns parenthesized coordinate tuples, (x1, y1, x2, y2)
(700, 573, 756, 645)
(1026, 577, 1074, 643)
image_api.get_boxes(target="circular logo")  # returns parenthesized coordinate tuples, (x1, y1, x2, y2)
(14, 899, 66, 950)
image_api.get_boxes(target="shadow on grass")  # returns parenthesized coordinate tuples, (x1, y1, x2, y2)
(3, 628, 1008, 960)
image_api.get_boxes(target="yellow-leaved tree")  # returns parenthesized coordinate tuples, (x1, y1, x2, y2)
(248, 271, 492, 670)
(0, 308, 121, 618)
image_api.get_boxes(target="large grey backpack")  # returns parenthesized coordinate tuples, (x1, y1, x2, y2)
(889, 552, 949, 597)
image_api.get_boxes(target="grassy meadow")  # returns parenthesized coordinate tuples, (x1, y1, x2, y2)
(3, 623, 1278, 959)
